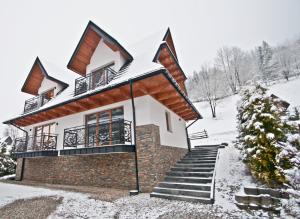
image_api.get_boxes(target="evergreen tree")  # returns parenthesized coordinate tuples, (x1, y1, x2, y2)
(237, 85, 300, 187)
(256, 41, 277, 85)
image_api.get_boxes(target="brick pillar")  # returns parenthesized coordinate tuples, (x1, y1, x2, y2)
(135, 124, 160, 192)
(15, 158, 24, 181)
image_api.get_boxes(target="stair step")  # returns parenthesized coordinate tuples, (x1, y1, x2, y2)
(167, 171, 213, 177)
(189, 153, 218, 156)
(174, 163, 215, 168)
(178, 158, 216, 163)
(171, 167, 214, 172)
(150, 192, 213, 204)
(158, 182, 211, 191)
(176, 163, 215, 167)
(153, 187, 211, 198)
(165, 176, 212, 183)
(184, 155, 217, 158)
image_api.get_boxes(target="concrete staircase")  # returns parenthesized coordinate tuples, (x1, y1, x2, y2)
(150, 145, 220, 203)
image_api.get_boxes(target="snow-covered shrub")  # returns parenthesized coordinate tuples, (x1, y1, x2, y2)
(237, 84, 300, 187)
(0, 154, 16, 177)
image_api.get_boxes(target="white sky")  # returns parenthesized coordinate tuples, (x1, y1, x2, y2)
(0, 0, 299, 134)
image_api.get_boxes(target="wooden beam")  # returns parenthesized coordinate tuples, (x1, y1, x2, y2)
(163, 97, 183, 106)
(148, 84, 172, 95)
(155, 91, 178, 101)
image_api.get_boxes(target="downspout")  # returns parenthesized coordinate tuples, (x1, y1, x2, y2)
(185, 118, 199, 152)
(130, 80, 140, 193)
(11, 123, 28, 181)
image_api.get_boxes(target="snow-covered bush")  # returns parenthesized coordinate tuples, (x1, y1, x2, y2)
(0, 154, 16, 177)
(237, 84, 300, 187)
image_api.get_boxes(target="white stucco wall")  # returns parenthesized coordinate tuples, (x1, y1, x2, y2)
(86, 39, 125, 73)
(38, 77, 64, 96)
(23, 95, 188, 150)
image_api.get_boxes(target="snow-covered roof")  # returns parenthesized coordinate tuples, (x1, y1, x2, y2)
(4, 21, 200, 124)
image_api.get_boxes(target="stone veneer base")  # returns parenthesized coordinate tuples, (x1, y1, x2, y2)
(15, 124, 188, 192)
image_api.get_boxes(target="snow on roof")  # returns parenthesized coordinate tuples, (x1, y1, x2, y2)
(6, 26, 184, 121)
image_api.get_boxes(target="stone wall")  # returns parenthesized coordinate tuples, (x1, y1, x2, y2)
(15, 158, 24, 181)
(16, 124, 187, 192)
(18, 153, 136, 190)
(136, 124, 188, 192)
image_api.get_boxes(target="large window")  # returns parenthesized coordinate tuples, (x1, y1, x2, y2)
(34, 123, 56, 148)
(85, 107, 124, 146)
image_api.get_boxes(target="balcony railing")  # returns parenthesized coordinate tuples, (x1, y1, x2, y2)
(23, 93, 51, 113)
(63, 119, 132, 148)
(74, 67, 117, 96)
(13, 134, 58, 152)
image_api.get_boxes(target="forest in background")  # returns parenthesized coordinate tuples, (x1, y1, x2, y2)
(186, 36, 300, 117)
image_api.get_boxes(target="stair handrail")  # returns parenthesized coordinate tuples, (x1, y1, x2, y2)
(210, 147, 220, 203)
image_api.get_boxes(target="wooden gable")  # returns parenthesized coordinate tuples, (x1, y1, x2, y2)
(67, 21, 133, 76)
(21, 57, 68, 96)
(163, 28, 178, 60)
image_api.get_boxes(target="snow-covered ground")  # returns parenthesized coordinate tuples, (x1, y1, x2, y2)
(189, 77, 300, 146)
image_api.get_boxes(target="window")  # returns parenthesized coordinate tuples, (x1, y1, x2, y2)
(85, 107, 124, 146)
(41, 88, 55, 106)
(90, 63, 115, 90)
(165, 111, 172, 132)
(34, 123, 56, 147)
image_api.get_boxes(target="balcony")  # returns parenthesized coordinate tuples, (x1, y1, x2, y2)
(13, 134, 58, 158)
(74, 67, 117, 96)
(23, 92, 53, 114)
(63, 119, 132, 148)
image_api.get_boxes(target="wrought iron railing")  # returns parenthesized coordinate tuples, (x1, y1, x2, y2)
(74, 67, 117, 96)
(63, 119, 132, 148)
(13, 134, 58, 152)
(23, 93, 52, 113)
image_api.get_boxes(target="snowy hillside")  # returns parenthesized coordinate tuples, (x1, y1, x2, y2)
(189, 77, 300, 146)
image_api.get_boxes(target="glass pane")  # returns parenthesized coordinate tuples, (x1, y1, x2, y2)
(86, 114, 97, 125)
(112, 108, 124, 122)
(87, 124, 97, 147)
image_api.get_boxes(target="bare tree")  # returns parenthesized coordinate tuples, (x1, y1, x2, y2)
(3, 125, 19, 142)
(215, 47, 246, 93)
(198, 65, 223, 118)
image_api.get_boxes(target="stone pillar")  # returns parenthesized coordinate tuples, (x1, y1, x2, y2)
(135, 124, 160, 192)
(15, 158, 24, 181)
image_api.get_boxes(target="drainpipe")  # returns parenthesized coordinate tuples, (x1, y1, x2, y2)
(185, 118, 199, 152)
(11, 123, 28, 181)
(130, 80, 140, 193)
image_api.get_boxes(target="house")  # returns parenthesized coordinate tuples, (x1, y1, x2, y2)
(3, 21, 201, 192)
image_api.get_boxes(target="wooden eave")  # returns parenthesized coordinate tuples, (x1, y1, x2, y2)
(153, 43, 187, 94)
(162, 28, 178, 60)
(21, 57, 68, 95)
(6, 70, 201, 127)
(67, 21, 133, 76)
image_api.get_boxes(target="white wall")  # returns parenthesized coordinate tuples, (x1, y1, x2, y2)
(23, 95, 188, 150)
(38, 77, 64, 96)
(86, 39, 125, 73)
(135, 95, 188, 148)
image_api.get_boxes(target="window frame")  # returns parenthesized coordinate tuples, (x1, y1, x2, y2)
(165, 111, 172, 133)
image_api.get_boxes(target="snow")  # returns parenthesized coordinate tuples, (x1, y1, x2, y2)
(0, 174, 15, 180)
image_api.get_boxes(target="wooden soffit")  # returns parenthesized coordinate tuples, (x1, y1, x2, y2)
(12, 73, 199, 127)
(67, 21, 133, 76)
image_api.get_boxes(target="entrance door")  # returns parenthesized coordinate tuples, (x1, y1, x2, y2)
(33, 123, 55, 150)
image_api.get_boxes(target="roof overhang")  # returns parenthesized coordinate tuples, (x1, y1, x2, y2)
(67, 21, 133, 76)
(4, 69, 201, 127)
(21, 57, 69, 95)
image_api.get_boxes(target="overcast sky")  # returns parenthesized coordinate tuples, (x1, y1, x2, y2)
(0, 0, 299, 135)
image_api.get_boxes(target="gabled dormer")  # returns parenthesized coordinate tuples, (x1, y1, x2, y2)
(153, 28, 187, 94)
(21, 57, 69, 113)
(67, 21, 133, 76)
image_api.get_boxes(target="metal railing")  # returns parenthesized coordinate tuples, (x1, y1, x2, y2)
(188, 130, 208, 140)
(13, 134, 58, 152)
(23, 93, 52, 113)
(74, 67, 117, 96)
(63, 119, 132, 148)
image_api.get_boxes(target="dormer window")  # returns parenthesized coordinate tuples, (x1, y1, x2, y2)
(74, 63, 116, 96)
(41, 88, 55, 105)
